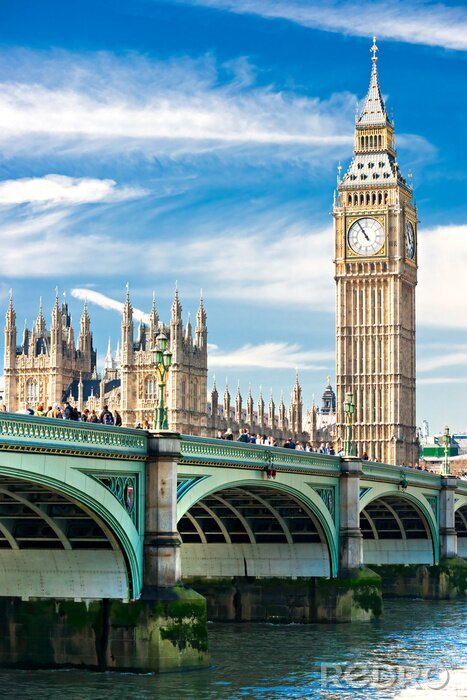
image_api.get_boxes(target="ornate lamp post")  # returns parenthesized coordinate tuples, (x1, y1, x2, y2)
(442, 425, 451, 476)
(153, 332, 172, 431)
(344, 390, 356, 457)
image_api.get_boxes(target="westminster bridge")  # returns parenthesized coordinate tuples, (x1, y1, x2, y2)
(0, 413, 465, 671)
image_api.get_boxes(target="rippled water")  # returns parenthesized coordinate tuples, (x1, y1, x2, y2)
(1, 600, 465, 699)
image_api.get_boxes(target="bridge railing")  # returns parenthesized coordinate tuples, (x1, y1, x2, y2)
(0, 413, 148, 457)
(179, 434, 342, 472)
(361, 460, 442, 487)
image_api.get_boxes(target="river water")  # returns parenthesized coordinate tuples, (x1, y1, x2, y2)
(3, 600, 465, 699)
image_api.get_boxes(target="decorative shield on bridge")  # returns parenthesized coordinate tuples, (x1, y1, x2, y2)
(125, 483, 135, 512)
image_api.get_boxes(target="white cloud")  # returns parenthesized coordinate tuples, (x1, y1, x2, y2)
(0, 174, 146, 207)
(0, 50, 429, 165)
(417, 224, 467, 330)
(179, 0, 467, 51)
(71, 288, 149, 323)
(209, 341, 333, 369)
(418, 377, 467, 386)
(418, 350, 467, 373)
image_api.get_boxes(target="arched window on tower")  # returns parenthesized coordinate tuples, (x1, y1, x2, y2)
(181, 379, 186, 410)
(26, 379, 38, 405)
(145, 377, 157, 401)
(378, 192, 382, 204)
(370, 135, 373, 148)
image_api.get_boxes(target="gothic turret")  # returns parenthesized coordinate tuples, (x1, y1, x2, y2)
(35, 298, 46, 337)
(223, 380, 231, 422)
(278, 393, 286, 432)
(4, 290, 17, 367)
(149, 292, 159, 341)
(289, 371, 303, 436)
(246, 386, 254, 426)
(50, 290, 63, 362)
(79, 300, 91, 354)
(195, 291, 207, 352)
(3, 290, 17, 409)
(184, 313, 193, 348)
(268, 389, 275, 429)
(235, 382, 242, 422)
(210, 377, 219, 423)
(104, 337, 114, 371)
(170, 284, 183, 363)
(121, 284, 134, 361)
(257, 386, 265, 430)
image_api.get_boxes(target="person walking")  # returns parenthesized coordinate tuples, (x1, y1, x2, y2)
(114, 410, 122, 427)
(100, 405, 114, 425)
(88, 409, 99, 423)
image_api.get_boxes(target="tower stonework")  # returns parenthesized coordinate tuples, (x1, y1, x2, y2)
(333, 40, 418, 465)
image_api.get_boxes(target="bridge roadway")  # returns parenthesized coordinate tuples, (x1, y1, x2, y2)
(0, 413, 465, 601)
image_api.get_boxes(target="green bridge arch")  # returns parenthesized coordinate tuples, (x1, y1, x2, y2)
(359, 485, 439, 565)
(0, 434, 145, 599)
(177, 469, 339, 578)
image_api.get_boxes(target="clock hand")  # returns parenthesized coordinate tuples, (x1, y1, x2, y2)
(357, 221, 370, 241)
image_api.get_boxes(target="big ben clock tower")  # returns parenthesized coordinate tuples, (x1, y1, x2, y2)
(334, 39, 418, 465)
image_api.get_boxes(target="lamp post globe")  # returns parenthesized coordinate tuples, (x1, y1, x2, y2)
(152, 333, 172, 432)
(344, 390, 356, 457)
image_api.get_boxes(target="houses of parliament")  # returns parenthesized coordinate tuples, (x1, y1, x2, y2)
(2, 287, 336, 444)
(1, 39, 417, 462)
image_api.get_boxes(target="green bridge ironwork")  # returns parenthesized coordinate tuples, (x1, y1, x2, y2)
(0, 415, 465, 600)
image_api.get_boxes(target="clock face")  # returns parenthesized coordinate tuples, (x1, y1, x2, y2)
(405, 221, 415, 260)
(348, 217, 385, 256)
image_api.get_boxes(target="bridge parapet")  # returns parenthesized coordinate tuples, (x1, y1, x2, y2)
(361, 461, 442, 487)
(0, 413, 147, 458)
(179, 435, 341, 473)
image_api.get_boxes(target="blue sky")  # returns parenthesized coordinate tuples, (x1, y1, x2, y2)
(0, 0, 466, 432)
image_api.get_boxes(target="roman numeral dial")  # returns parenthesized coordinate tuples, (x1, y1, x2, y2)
(348, 217, 385, 256)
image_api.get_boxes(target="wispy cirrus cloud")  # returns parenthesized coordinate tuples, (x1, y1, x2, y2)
(0, 53, 352, 160)
(0, 175, 147, 207)
(0, 49, 431, 166)
(418, 376, 467, 385)
(209, 341, 333, 370)
(71, 288, 149, 323)
(176, 0, 467, 51)
(418, 349, 467, 373)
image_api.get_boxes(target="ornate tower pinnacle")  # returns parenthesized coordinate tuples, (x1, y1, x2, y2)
(184, 312, 193, 345)
(235, 381, 242, 422)
(268, 388, 275, 428)
(246, 385, 254, 426)
(257, 385, 265, 428)
(149, 291, 159, 339)
(195, 290, 207, 351)
(171, 282, 182, 322)
(104, 337, 114, 370)
(223, 380, 231, 421)
(5, 289, 16, 329)
(35, 297, 46, 336)
(211, 376, 219, 424)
